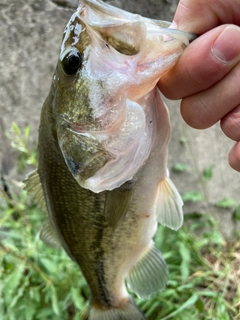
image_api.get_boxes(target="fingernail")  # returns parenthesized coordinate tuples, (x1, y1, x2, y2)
(212, 26, 240, 63)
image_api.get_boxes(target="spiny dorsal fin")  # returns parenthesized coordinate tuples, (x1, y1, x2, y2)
(104, 180, 134, 229)
(40, 220, 62, 250)
(126, 241, 169, 299)
(153, 176, 183, 230)
(23, 169, 46, 211)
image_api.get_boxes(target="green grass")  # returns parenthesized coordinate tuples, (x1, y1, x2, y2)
(0, 124, 239, 319)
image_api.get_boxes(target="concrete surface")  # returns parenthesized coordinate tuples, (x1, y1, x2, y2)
(0, 0, 239, 238)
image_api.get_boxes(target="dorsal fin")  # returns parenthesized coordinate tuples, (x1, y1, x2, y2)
(126, 241, 168, 299)
(104, 180, 135, 229)
(23, 169, 46, 211)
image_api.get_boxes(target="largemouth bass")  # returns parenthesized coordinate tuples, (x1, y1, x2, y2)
(24, 0, 196, 319)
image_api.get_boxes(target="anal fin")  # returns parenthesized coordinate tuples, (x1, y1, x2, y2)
(153, 176, 183, 230)
(126, 241, 168, 299)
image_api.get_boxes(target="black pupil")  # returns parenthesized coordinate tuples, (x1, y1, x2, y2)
(68, 54, 80, 69)
(63, 50, 82, 75)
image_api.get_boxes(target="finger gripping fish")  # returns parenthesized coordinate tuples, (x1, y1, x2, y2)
(24, 0, 195, 319)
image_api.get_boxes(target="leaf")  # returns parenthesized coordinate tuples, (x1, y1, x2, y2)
(216, 198, 237, 208)
(233, 205, 240, 221)
(161, 294, 199, 319)
(3, 262, 25, 305)
(184, 212, 203, 221)
(178, 242, 191, 282)
(24, 299, 37, 320)
(11, 122, 21, 136)
(202, 165, 214, 181)
(40, 257, 58, 274)
(172, 163, 191, 173)
(182, 191, 204, 202)
(195, 298, 204, 312)
(199, 290, 218, 298)
(71, 287, 84, 310)
(179, 137, 187, 145)
(51, 286, 60, 315)
(204, 230, 223, 245)
(10, 275, 29, 308)
(145, 300, 163, 317)
(24, 125, 31, 140)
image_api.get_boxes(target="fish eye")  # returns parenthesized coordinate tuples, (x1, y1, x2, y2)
(61, 49, 82, 75)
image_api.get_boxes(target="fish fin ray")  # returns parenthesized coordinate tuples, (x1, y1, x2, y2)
(104, 181, 134, 229)
(40, 220, 62, 250)
(126, 242, 168, 299)
(154, 176, 183, 230)
(88, 298, 146, 320)
(23, 169, 46, 211)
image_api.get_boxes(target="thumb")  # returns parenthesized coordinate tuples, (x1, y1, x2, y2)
(159, 25, 240, 100)
(173, 0, 240, 34)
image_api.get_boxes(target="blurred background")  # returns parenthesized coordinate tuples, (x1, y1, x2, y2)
(0, 0, 239, 319)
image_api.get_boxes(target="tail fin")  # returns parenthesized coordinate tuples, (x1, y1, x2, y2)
(88, 298, 147, 320)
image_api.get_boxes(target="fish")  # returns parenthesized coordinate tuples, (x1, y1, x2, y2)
(24, 0, 196, 319)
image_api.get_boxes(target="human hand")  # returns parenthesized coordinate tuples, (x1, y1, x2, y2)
(158, 0, 240, 171)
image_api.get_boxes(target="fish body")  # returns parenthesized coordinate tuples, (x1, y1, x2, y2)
(25, 1, 195, 319)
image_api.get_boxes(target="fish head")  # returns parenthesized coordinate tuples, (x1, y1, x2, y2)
(52, 0, 195, 193)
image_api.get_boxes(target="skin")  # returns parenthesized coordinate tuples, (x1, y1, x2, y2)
(158, 0, 240, 171)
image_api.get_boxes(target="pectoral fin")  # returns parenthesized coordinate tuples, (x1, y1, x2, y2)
(23, 169, 46, 211)
(153, 176, 183, 230)
(126, 241, 168, 299)
(104, 180, 134, 229)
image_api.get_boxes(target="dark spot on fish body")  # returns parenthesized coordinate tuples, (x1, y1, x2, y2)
(65, 156, 83, 176)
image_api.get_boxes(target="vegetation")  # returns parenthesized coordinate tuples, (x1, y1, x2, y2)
(0, 124, 239, 319)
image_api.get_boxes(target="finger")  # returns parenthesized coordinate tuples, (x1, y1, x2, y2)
(180, 59, 240, 129)
(158, 25, 240, 100)
(174, 0, 240, 34)
(220, 105, 240, 141)
(228, 142, 240, 172)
